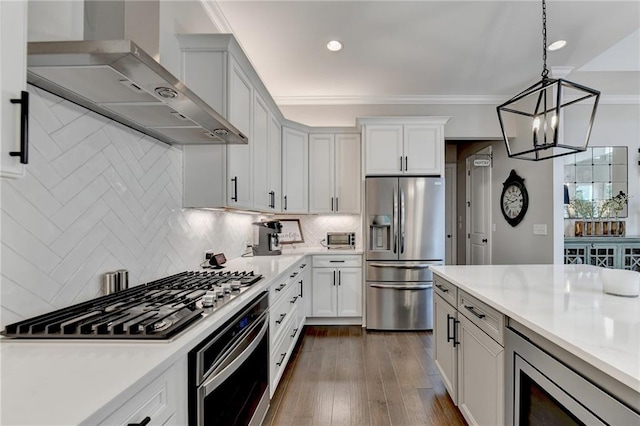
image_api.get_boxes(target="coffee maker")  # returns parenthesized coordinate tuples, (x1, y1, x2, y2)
(252, 220, 282, 256)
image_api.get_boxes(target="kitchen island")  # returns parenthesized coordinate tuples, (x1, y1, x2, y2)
(430, 264, 640, 424)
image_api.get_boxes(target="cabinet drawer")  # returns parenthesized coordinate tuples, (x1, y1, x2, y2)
(98, 360, 184, 426)
(269, 267, 302, 305)
(313, 255, 362, 268)
(270, 304, 302, 393)
(434, 276, 457, 307)
(270, 282, 301, 344)
(458, 290, 504, 345)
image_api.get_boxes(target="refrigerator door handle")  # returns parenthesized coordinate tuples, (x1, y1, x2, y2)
(393, 187, 398, 254)
(369, 263, 431, 269)
(400, 186, 406, 254)
(370, 284, 432, 291)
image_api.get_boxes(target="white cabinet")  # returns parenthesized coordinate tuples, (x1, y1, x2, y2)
(433, 277, 505, 426)
(363, 120, 447, 176)
(308, 133, 361, 213)
(281, 126, 308, 213)
(252, 93, 281, 211)
(434, 292, 458, 403)
(310, 255, 362, 318)
(97, 358, 188, 426)
(0, 0, 27, 178)
(226, 57, 253, 209)
(269, 259, 307, 396)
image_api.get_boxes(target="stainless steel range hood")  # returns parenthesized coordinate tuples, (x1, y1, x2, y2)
(27, 39, 247, 145)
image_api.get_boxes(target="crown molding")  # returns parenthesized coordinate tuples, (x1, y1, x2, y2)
(274, 94, 640, 106)
(200, 0, 233, 33)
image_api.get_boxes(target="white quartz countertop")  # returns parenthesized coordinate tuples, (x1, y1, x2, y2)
(1, 248, 360, 425)
(430, 264, 640, 393)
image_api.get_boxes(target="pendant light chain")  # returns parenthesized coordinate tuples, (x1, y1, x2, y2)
(541, 0, 549, 77)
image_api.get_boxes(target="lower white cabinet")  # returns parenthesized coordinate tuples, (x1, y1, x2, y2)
(433, 277, 504, 426)
(97, 358, 188, 426)
(268, 259, 306, 396)
(310, 255, 362, 318)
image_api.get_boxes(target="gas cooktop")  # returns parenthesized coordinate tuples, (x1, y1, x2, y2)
(2, 270, 263, 340)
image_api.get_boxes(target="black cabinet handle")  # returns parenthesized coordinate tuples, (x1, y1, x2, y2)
(464, 305, 486, 319)
(331, 197, 334, 211)
(482, 238, 488, 243)
(453, 319, 460, 347)
(268, 191, 274, 208)
(276, 352, 287, 366)
(299, 279, 303, 297)
(333, 270, 336, 286)
(435, 284, 449, 293)
(329, 260, 345, 263)
(405, 156, 408, 171)
(336, 197, 339, 212)
(231, 177, 238, 202)
(290, 272, 298, 278)
(276, 313, 287, 324)
(128, 417, 151, 426)
(290, 328, 298, 339)
(9, 91, 29, 164)
(400, 156, 403, 171)
(290, 295, 298, 304)
(338, 270, 341, 286)
(446, 314, 454, 343)
(284, 195, 288, 210)
(275, 283, 286, 292)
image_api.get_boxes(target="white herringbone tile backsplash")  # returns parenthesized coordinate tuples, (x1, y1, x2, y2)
(272, 215, 362, 248)
(0, 86, 256, 327)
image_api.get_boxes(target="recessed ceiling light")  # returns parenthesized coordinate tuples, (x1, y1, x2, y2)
(326, 40, 343, 52)
(548, 40, 567, 51)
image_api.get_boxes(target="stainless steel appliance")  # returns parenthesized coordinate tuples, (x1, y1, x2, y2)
(506, 324, 639, 425)
(365, 176, 444, 330)
(252, 220, 282, 256)
(2, 270, 263, 340)
(188, 292, 269, 426)
(326, 232, 356, 249)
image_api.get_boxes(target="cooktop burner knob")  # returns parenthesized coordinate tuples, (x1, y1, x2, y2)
(202, 292, 216, 307)
(215, 288, 224, 298)
(222, 282, 231, 293)
(230, 280, 242, 291)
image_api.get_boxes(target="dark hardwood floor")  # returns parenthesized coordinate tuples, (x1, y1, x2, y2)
(264, 325, 466, 426)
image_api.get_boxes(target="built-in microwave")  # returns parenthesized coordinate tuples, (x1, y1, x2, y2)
(326, 232, 356, 249)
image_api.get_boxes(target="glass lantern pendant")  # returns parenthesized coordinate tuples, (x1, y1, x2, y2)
(497, 0, 600, 161)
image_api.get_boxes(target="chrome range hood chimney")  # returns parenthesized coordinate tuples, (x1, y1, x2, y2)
(26, 1, 247, 146)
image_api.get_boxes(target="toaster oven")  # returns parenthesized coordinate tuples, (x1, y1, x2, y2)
(326, 232, 356, 249)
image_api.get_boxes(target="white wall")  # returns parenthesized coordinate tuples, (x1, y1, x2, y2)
(28, 0, 84, 41)
(0, 86, 256, 328)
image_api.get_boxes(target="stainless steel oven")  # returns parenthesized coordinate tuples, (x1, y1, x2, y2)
(188, 292, 269, 426)
(506, 325, 639, 425)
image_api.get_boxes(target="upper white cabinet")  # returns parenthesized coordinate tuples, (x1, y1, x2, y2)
(362, 118, 449, 176)
(0, 0, 27, 178)
(253, 94, 281, 212)
(226, 57, 253, 209)
(281, 126, 308, 213)
(309, 133, 361, 214)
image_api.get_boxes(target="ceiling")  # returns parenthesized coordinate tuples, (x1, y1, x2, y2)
(214, 0, 640, 107)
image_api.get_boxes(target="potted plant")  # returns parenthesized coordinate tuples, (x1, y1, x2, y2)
(570, 197, 593, 236)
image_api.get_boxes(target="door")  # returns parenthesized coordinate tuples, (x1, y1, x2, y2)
(311, 268, 337, 317)
(403, 125, 443, 175)
(466, 146, 492, 265)
(365, 125, 403, 175)
(252, 93, 270, 210)
(399, 177, 445, 261)
(434, 293, 458, 403)
(0, 0, 27, 178)
(336, 268, 362, 317)
(445, 163, 457, 264)
(308, 134, 335, 213)
(268, 114, 282, 211)
(281, 127, 308, 213)
(335, 134, 361, 213)
(365, 177, 399, 260)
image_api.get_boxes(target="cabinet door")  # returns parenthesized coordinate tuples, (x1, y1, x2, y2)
(457, 314, 504, 426)
(308, 134, 335, 213)
(0, 0, 27, 178)
(183, 145, 226, 208)
(364, 125, 403, 175)
(268, 114, 282, 211)
(311, 268, 337, 317)
(434, 293, 458, 404)
(337, 268, 362, 317)
(226, 56, 253, 208)
(281, 127, 308, 213)
(252, 93, 270, 211)
(403, 125, 443, 175)
(335, 134, 361, 213)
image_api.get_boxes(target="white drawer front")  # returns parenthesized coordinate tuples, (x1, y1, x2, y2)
(313, 255, 362, 268)
(434, 276, 457, 307)
(270, 304, 302, 393)
(458, 290, 504, 346)
(270, 282, 301, 344)
(269, 268, 301, 305)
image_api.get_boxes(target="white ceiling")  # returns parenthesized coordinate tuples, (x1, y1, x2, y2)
(214, 0, 640, 106)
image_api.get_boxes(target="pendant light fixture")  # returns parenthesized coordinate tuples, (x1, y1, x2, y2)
(497, 0, 600, 161)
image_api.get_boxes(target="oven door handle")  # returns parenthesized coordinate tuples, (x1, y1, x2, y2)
(369, 283, 432, 291)
(201, 313, 268, 395)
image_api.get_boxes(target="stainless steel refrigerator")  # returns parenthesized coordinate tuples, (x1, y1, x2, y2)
(365, 176, 444, 330)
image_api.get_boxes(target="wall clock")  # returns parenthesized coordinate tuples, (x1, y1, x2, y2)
(500, 170, 529, 227)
